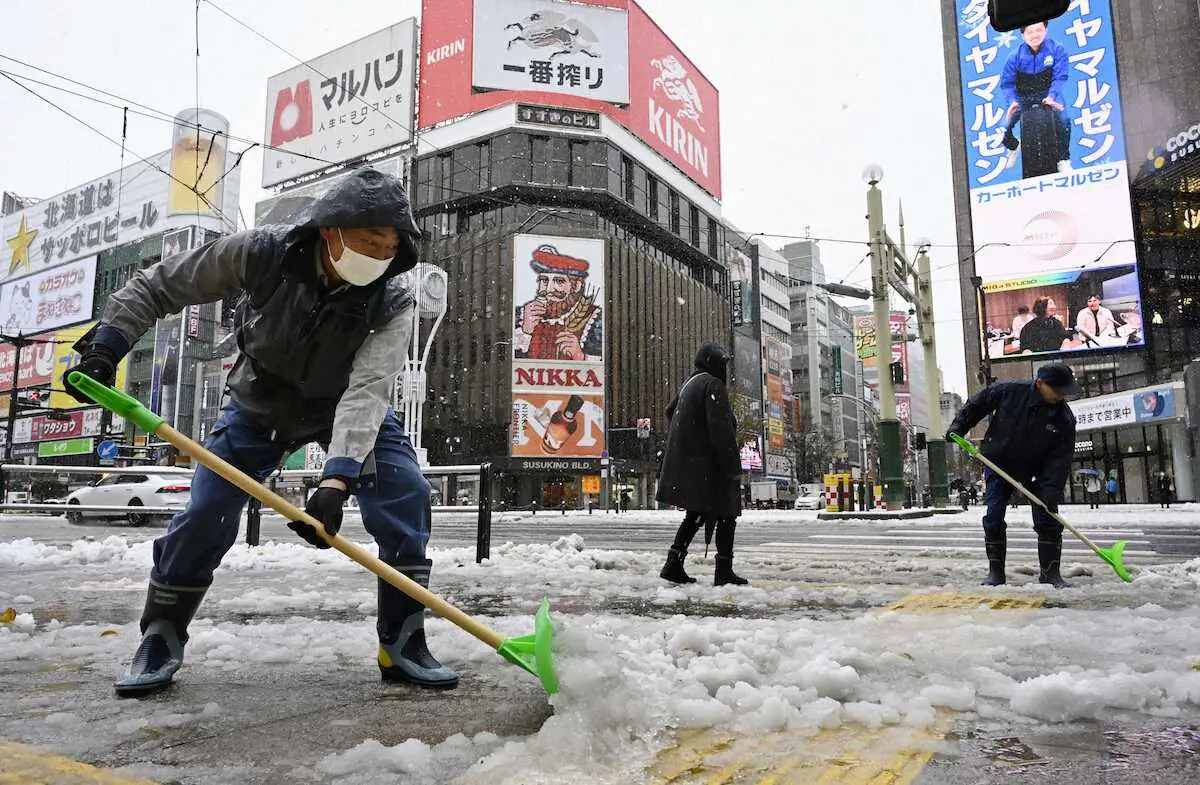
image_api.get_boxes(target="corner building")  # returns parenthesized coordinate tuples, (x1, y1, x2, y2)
(412, 0, 730, 508)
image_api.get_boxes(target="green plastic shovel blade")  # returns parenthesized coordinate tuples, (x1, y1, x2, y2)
(496, 597, 558, 695)
(1096, 539, 1133, 583)
(67, 372, 165, 433)
(949, 433, 976, 455)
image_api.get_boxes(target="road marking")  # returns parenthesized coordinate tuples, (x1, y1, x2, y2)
(810, 534, 1150, 544)
(757, 541, 1159, 557)
(0, 740, 160, 784)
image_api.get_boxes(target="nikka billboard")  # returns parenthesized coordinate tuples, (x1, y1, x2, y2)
(417, 0, 722, 198)
(510, 234, 606, 460)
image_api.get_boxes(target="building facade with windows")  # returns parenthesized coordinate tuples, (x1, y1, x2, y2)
(0, 108, 238, 469)
(941, 0, 1200, 502)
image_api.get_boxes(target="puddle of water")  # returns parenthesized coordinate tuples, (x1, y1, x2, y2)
(1104, 726, 1200, 771)
(980, 735, 1048, 767)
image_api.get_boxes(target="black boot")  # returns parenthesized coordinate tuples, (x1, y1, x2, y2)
(378, 559, 459, 688)
(982, 539, 1006, 586)
(1038, 539, 1071, 588)
(714, 556, 748, 586)
(660, 547, 696, 584)
(114, 580, 207, 697)
(713, 518, 749, 586)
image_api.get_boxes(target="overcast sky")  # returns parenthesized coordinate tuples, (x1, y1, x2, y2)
(0, 0, 967, 394)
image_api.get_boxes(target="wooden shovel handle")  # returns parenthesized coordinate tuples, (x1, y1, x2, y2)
(156, 423, 506, 649)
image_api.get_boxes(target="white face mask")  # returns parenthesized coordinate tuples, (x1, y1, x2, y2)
(330, 228, 390, 286)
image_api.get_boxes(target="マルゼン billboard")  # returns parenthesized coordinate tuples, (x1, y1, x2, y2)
(955, 0, 1142, 361)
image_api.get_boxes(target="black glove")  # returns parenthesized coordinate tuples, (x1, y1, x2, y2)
(62, 346, 117, 405)
(288, 485, 348, 548)
(945, 429, 959, 442)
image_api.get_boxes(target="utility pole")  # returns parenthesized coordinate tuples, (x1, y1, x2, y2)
(864, 166, 906, 510)
(2, 334, 36, 464)
(915, 244, 949, 507)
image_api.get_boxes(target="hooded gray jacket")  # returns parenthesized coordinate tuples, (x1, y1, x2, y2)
(88, 168, 421, 482)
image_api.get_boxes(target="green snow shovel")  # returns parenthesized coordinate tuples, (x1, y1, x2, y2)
(950, 433, 1133, 582)
(69, 372, 559, 693)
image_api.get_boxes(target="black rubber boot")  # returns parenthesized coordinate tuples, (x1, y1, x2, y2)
(714, 556, 748, 586)
(713, 518, 748, 586)
(114, 581, 208, 697)
(378, 559, 459, 688)
(1038, 538, 1071, 588)
(660, 547, 696, 584)
(982, 539, 1006, 586)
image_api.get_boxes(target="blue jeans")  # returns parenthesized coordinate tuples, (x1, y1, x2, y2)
(151, 404, 431, 586)
(981, 467, 1062, 542)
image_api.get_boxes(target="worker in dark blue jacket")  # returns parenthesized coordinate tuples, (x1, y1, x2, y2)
(947, 364, 1079, 588)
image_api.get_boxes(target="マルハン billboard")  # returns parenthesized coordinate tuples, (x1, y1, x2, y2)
(955, 0, 1143, 362)
(510, 234, 606, 460)
(417, 0, 722, 198)
(263, 19, 418, 187)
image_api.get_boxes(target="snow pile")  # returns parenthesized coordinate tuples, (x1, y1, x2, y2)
(0, 536, 153, 568)
(316, 733, 504, 785)
(5, 510, 1200, 783)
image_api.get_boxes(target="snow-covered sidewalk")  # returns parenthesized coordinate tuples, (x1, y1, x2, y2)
(2, 509, 1200, 784)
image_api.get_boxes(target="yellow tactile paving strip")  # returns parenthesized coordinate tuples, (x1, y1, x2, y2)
(0, 740, 160, 785)
(648, 724, 940, 785)
(648, 590, 1047, 783)
(887, 592, 1045, 612)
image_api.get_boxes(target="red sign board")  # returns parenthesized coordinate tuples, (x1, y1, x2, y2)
(0, 338, 55, 393)
(31, 410, 86, 442)
(417, 0, 722, 198)
(626, 3, 720, 197)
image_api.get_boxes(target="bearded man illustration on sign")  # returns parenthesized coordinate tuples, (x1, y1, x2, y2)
(513, 244, 603, 361)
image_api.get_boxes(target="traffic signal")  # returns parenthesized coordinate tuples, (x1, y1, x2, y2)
(987, 0, 1069, 32)
(890, 361, 905, 385)
(15, 388, 50, 410)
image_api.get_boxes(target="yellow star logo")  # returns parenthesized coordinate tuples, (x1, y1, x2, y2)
(6, 216, 38, 275)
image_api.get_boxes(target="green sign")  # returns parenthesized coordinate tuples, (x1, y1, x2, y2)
(38, 438, 94, 458)
(284, 448, 306, 470)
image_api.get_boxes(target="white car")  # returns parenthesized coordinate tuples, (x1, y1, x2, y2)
(65, 473, 191, 526)
(794, 492, 825, 510)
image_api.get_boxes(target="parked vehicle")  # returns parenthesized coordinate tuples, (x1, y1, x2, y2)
(65, 473, 191, 526)
(793, 489, 825, 510)
(750, 479, 798, 509)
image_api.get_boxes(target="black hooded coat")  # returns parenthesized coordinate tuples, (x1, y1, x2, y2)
(655, 343, 742, 518)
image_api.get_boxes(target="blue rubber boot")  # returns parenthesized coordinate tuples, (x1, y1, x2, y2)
(377, 559, 459, 689)
(114, 581, 207, 697)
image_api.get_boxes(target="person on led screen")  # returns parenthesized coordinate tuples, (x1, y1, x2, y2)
(1010, 304, 1034, 336)
(1018, 297, 1072, 353)
(1000, 21, 1072, 174)
(1075, 294, 1117, 339)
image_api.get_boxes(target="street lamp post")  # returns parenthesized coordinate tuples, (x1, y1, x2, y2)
(915, 242, 949, 508)
(864, 165, 906, 510)
(395, 263, 449, 466)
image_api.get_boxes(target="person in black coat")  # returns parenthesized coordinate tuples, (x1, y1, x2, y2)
(1018, 297, 1072, 353)
(656, 342, 746, 586)
(946, 363, 1079, 588)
